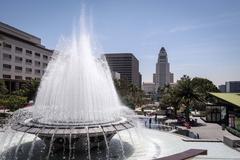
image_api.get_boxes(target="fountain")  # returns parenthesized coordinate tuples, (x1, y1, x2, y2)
(0, 15, 136, 160)
(3, 12, 238, 160)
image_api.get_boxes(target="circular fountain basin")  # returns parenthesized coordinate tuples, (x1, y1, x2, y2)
(11, 116, 134, 150)
(12, 117, 133, 137)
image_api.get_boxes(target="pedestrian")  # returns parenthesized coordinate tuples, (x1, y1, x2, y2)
(149, 117, 152, 128)
(196, 133, 200, 139)
(155, 113, 158, 122)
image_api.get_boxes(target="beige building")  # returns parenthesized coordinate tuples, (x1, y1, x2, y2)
(0, 22, 53, 91)
(142, 82, 155, 94)
(104, 53, 142, 88)
(153, 47, 174, 90)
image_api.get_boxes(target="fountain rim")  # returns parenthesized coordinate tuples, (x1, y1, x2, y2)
(11, 116, 134, 137)
(19, 116, 130, 129)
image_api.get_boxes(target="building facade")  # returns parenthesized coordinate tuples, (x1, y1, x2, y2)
(153, 47, 174, 90)
(0, 22, 53, 91)
(218, 84, 226, 92)
(226, 81, 240, 93)
(104, 53, 141, 88)
(111, 71, 121, 80)
(218, 81, 240, 93)
(142, 82, 155, 94)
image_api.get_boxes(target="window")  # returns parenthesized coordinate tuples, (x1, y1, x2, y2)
(26, 50, 32, 56)
(3, 42, 12, 50)
(35, 61, 41, 67)
(26, 68, 32, 73)
(35, 77, 41, 81)
(15, 66, 22, 71)
(15, 76, 22, 80)
(26, 59, 32, 65)
(25, 77, 32, 80)
(15, 47, 23, 53)
(15, 56, 23, 63)
(3, 53, 12, 61)
(3, 75, 11, 79)
(42, 63, 47, 68)
(35, 52, 41, 58)
(35, 69, 41, 74)
(43, 55, 48, 60)
(3, 64, 11, 70)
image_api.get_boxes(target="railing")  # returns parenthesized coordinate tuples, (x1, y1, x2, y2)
(15, 69, 22, 73)
(2, 68, 11, 71)
(26, 62, 32, 65)
(145, 122, 176, 131)
(3, 57, 11, 61)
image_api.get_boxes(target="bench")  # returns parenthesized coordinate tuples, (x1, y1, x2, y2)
(223, 136, 240, 148)
(155, 149, 207, 160)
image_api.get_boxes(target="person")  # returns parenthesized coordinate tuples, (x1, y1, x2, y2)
(149, 117, 152, 128)
(144, 112, 146, 116)
(155, 113, 158, 122)
(196, 133, 200, 139)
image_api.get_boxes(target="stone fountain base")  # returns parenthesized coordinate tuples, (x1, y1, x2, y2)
(11, 117, 134, 151)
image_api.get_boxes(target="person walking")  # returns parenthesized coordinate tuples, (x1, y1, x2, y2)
(149, 117, 152, 128)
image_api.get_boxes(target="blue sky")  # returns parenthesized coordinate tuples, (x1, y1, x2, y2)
(1, 0, 240, 85)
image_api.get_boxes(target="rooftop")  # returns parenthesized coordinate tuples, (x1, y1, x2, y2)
(209, 92, 240, 107)
(0, 21, 41, 45)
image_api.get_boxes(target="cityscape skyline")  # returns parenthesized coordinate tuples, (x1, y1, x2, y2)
(1, 0, 240, 85)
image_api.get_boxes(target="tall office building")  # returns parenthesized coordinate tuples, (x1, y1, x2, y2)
(153, 47, 174, 89)
(218, 81, 240, 93)
(104, 53, 141, 88)
(226, 81, 240, 93)
(0, 22, 53, 91)
(218, 84, 226, 92)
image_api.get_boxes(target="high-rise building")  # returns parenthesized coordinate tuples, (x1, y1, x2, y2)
(226, 81, 240, 93)
(218, 84, 226, 92)
(153, 47, 174, 90)
(218, 81, 240, 93)
(0, 21, 53, 91)
(104, 53, 141, 88)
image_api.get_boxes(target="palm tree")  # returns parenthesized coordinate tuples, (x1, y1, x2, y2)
(175, 75, 201, 122)
(160, 85, 181, 117)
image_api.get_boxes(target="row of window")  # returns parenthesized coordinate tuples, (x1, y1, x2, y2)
(2, 42, 49, 60)
(2, 64, 43, 75)
(2, 74, 40, 81)
(2, 53, 48, 68)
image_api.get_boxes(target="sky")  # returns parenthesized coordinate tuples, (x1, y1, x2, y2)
(1, 0, 240, 86)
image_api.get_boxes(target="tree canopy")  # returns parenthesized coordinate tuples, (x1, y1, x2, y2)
(160, 75, 219, 121)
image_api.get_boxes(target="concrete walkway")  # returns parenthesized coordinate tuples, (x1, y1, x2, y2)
(182, 117, 240, 141)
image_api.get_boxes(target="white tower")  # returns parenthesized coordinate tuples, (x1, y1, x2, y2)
(153, 47, 173, 90)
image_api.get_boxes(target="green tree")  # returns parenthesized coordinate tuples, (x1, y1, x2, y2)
(0, 95, 27, 111)
(114, 79, 144, 109)
(0, 80, 8, 95)
(12, 79, 40, 101)
(160, 85, 181, 117)
(191, 77, 219, 105)
(160, 75, 219, 122)
(175, 75, 201, 122)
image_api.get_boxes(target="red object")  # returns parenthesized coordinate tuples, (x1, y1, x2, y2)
(185, 122, 191, 129)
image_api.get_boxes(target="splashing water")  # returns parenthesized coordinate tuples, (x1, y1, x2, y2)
(32, 17, 129, 124)
(0, 12, 166, 160)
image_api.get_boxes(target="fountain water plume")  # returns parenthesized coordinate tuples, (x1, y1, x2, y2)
(32, 18, 128, 124)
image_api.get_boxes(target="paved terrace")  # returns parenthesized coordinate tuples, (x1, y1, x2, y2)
(178, 117, 240, 141)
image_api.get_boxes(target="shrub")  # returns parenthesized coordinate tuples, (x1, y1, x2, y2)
(0, 95, 27, 111)
(226, 126, 240, 138)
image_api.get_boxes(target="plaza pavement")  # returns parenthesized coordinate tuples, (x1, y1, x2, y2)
(179, 117, 240, 141)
